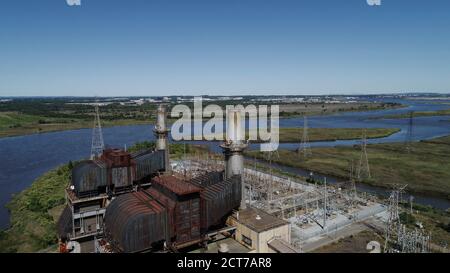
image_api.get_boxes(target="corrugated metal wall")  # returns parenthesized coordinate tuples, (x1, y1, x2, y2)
(150, 176, 202, 244)
(57, 205, 73, 239)
(72, 160, 108, 195)
(103, 174, 241, 252)
(200, 175, 241, 231)
(104, 192, 167, 252)
(71, 149, 165, 196)
(175, 198, 201, 243)
(132, 150, 165, 181)
(190, 171, 224, 188)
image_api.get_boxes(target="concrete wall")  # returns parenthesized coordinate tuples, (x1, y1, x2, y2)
(258, 225, 290, 253)
(230, 218, 290, 253)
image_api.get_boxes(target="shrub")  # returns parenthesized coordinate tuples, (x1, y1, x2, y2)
(399, 212, 416, 225)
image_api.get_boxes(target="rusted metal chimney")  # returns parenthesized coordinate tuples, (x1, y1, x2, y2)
(220, 109, 248, 210)
(154, 104, 171, 172)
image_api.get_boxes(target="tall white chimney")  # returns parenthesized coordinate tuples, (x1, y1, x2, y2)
(221, 109, 248, 210)
(153, 104, 171, 172)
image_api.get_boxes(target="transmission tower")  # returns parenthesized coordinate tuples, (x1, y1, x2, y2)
(323, 178, 328, 228)
(383, 184, 430, 253)
(91, 104, 105, 159)
(348, 160, 358, 207)
(298, 116, 312, 157)
(405, 111, 414, 153)
(357, 130, 371, 181)
(384, 184, 407, 253)
(264, 149, 279, 207)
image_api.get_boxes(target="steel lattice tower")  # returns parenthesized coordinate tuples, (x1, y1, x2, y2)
(405, 111, 414, 153)
(384, 187, 400, 253)
(384, 184, 407, 253)
(384, 184, 431, 253)
(357, 130, 371, 181)
(265, 149, 279, 206)
(348, 160, 358, 207)
(298, 116, 312, 157)
(90, 104, 105, 159)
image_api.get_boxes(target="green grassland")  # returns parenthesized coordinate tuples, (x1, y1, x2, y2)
(398, 203, 450, 249)
(197, 128, 400, 143)
(247, 136, 450, 199)
(0, 164, 71, 253)
(278, 102, 404, 118)
(0, 111, 153, 138)
(274, 127, 399, 143)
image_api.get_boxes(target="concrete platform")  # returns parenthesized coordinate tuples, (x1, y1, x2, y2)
(189, 237, 251, 253)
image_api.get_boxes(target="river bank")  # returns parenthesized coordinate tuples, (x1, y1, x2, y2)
(0, 164, 70, 253)
(371, 108, 450, 120)
(190, 127, 400, 143)
(0, 112, 154, 139)
(0, 102, 403, 139)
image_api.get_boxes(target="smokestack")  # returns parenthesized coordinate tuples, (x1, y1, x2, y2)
(154, 104, 171, 172)
(220, 109, 248, 210)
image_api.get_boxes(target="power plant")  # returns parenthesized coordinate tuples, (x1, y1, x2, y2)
(57, 105, 289, 253)
(57, 104, 431, 254)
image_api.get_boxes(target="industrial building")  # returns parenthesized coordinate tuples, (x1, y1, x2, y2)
(57, 104, 400, 254)
(227, 208, 292, 253)
(57, 105, 295, 253)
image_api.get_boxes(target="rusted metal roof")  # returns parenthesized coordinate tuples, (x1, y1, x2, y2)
(152, 176, 201, 196)
(101, 148, 135, 168)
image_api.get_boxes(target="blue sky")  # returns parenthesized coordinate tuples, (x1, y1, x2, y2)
(0, 0, 449, 96)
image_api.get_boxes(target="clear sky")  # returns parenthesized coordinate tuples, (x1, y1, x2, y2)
(0, 0, 449, 97)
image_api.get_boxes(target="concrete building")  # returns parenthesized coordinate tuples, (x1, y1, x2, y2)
(228, 207, 298, 253)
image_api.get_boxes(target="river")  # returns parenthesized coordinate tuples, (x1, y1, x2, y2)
(0, 98, 449, 229)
